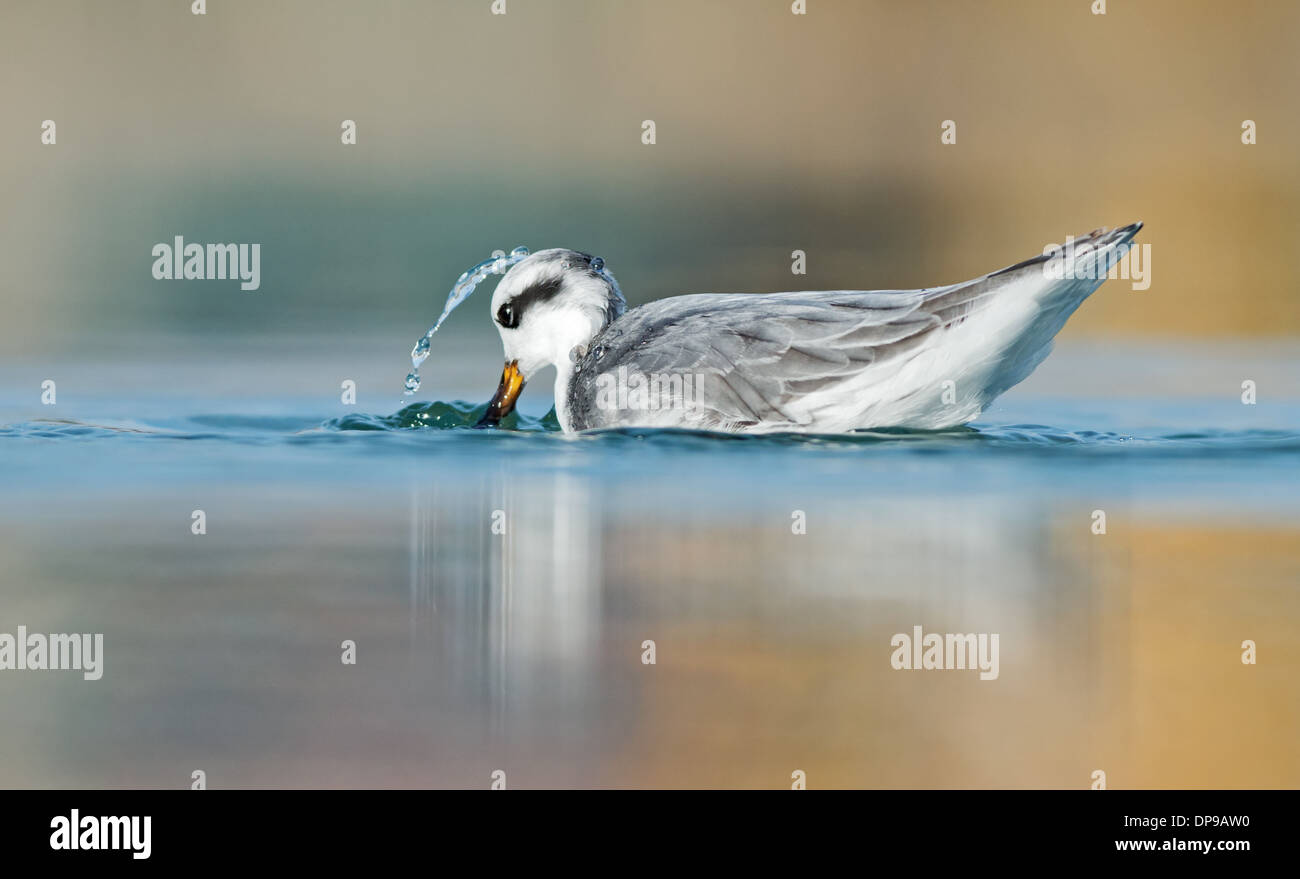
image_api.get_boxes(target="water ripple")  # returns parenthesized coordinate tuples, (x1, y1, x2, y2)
(2, 404, 1298, 459)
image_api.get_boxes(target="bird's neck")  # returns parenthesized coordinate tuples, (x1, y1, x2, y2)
(546, 305, 615, 432)
(553, 360, 576, 432)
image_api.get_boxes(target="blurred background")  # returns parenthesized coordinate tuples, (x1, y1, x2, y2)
(3, 0, 1297, 352)
(0, 0, 1297, 788)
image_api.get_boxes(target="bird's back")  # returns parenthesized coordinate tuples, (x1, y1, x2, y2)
(566, 224, 1141, 433)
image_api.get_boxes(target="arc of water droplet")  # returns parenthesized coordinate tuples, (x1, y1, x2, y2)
(404, 246, 531, 395)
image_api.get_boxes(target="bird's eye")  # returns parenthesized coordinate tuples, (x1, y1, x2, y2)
(496, 302, 518, 329)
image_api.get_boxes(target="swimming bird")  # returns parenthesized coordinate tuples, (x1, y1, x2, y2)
(470, 223, 1143, 433)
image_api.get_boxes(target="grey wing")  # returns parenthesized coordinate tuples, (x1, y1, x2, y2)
(567, 279, 998, 431)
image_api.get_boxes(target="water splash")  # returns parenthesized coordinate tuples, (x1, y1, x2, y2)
(328, 401, 560, 432)
(404, 245, 531, 395)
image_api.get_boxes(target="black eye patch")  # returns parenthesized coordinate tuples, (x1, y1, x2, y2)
(496, 276, 564, 329)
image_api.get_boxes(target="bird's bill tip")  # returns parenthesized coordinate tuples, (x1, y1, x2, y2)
(474, 360, 526, 428)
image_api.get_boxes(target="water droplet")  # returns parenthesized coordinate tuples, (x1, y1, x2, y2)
(411, 336, 431, 368)
(591, 256, 604, 272)
(402, 246, 534, 393)
(569, 344, 587, 363)
(593, 345, 606, 361)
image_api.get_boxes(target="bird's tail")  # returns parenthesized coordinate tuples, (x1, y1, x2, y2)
(985, 221, 1143, 293)
(912, 221, 1144, 427)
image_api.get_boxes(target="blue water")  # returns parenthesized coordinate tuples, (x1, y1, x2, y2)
(4, 396, 1297, 507)
(4, 400, 1296, 454)
(1, 342, 1297, 787)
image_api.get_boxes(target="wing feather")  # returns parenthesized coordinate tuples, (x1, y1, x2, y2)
(567, 289, 948, 430)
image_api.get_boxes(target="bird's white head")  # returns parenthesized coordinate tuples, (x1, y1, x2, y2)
(479, 248, 626, 426)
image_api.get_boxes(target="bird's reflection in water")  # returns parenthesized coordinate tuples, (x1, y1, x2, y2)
(409, 470, 603, 741)
(402, 473, 1136, 779)
(0, 457, 1294, 787)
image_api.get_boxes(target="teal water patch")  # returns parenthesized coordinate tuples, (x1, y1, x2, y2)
(324, 401, 561, 432)
(2, 407, 1298, 457)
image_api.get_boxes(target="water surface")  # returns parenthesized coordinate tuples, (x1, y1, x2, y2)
(1, 341, 1297, 788)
